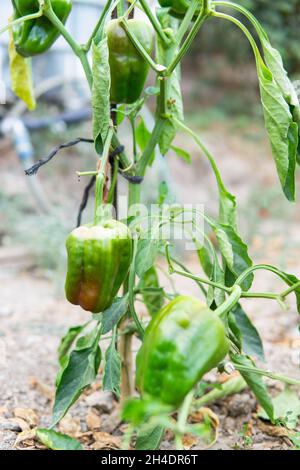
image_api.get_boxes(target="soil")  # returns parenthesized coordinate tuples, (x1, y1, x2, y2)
(0, 117, 300, 450)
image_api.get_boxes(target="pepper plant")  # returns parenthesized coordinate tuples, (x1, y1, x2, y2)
(3, 0, 300, 450)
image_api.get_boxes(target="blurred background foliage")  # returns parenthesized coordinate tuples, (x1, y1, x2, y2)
(184, 0, 300, 117)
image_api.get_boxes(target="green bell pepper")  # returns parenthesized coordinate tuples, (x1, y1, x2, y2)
(136, 295, 229, 407)
(105, 19, 153, 104)
(65, 220, 132, 314)
(12, 0, 72, 57)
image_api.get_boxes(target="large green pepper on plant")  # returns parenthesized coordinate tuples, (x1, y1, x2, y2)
(65, 220, 132, 314)
(158, 0, 194, 15)
(12, 0, 72, 57)
(136, 295, 229, 407)
(105, 19, 153, 104)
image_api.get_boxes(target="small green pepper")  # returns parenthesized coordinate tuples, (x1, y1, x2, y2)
(12, 0, 72, 57)
(65, 220, 132, 314)
(105, 19, 153, 104)
(136, 295, 229, 407)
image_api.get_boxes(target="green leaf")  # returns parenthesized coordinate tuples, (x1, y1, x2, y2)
(232, 354, 274, 422)
(258, 386, 300, 430)
(135, 239, 161, 278)
(136, 117, 153, 158)
(52, 327, 101, 426)
(92, 37, 111, 154)
(158, 181, 169, 206)
(171, 145, 191, 163)
(139, 266, 164, 316)
(122, 398, 172, 426)
(36, 429, 83, 450)
(262, 41, 300, 109)
(103, 330, 121, 398)
(58, 324, 88, 365)
(195, 375, 247, 408)
(232, 304, 265, 361)
(218, 184, 237, 230)
(94, 295, 129, 334)
(145, 86, 160, 96)
(8, 25, 36, 110)
(135, 425, 165, 450)
(257, 60, 298, 201)
(279, 271, 300, 314)
(56, 326, 96, 388)
(213, 223, 253, 291)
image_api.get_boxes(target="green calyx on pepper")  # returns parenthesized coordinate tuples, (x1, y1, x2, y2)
(105, 19, 153, 104)
(65, 220, 132, 314)
(136, 295, 229, 407)
(12, 0, 72, 57)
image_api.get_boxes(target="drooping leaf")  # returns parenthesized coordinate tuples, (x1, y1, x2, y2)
(139, 266, 164, 316)
(8, 24, 35, 110)
(232, 304, 265, 361)
(122, 397, 172, 426)
(158, 181, 169, 206)
(258, 386, 300, 430)
(58, 324, 88, 365)
(103, 330, 121, 397)
(52, 327, 101, 426)
(231, 354, 274, 422)
(36, 429, 83, 450)
(136, 116, 153, 157)
(135, 425, 165, 450)
(212, 223, 253, 291)
(94, 295, 129, 334)
(135, 238, 161, 278)
(92, 37, 111, 154)
(171, 145, 191, 164)
(257, 60, 298, 201)
(156, 15, 184, 155)
(278, 271, 300, 314)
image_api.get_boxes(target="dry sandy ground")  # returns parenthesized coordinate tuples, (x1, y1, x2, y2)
(0, 120, 300, 450)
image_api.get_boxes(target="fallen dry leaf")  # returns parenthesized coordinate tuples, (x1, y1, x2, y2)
(14, 408, 38, 428)
(86, 410, 101, 430)
(14, 428, 37, 449)
(257, 419, 289, 437)
(58, 415, 81, 437)
(10, 417, 30, 431)
(189, 407, 220, 449)
(182, 433, 198, 449)
(90, 431, 121, 450)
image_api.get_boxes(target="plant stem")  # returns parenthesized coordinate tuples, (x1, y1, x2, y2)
(241, 292, 280, 300)
(281, 281, 300, 299)
(84, 0, 114, 50)
(214, 285, 242, 318)
(167, 0, 212, 74)
(1, 9, 43, 36)
(176, 0, 200, 43)
(119, 180, 142, 401)
(94, 127, 113, 224)
(139, 0, 170, 45)
(175, 390, 194, 450)
(43, 1, 93, 88)
(120, 17, 162, 72)
(233, 363, 300, 388)
(136, 118, 165, 176)
(165, 243, 231, 292)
